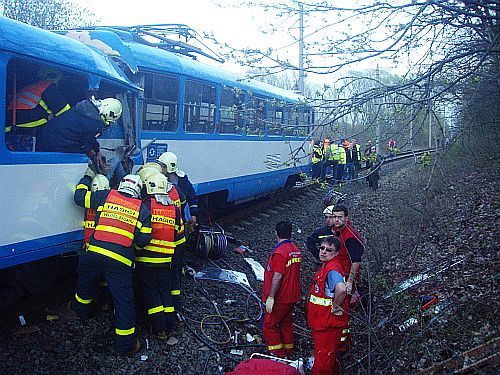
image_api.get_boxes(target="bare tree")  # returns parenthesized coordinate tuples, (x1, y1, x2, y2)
(1, 0, 98, 30)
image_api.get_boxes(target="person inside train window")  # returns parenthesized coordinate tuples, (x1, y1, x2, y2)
(36, 97, 126, 183)
(5, 66, 71, 151)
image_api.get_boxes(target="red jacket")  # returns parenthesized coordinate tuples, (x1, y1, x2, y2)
(262, 240, 302, 304)
(307, 259, 350, 331)
(335, 224, 361, 279)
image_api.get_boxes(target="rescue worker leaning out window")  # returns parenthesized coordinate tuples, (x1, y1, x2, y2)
(70, 169, 152, 355)
(36, 97, 122, 174)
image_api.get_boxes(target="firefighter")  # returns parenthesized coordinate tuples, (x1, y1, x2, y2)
(261, 220, 302, 358)
(71, 170, 151, 355)
(320, 138, 331, 180)
(306, 204, 364, 303)
(307, 236, 349, 375)
(311, 140, 323, 180)
(135, 173, 185, 339)
(6, 67, 70, 135)
(157, 151, 199, 312)
(352, 139, 362, 179)
(36, 97, 122, 176)
(336, 142, 346, 183)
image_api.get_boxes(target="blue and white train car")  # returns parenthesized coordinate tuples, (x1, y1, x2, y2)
(72, 26, 314, 206)
(0, 18, 140, 286)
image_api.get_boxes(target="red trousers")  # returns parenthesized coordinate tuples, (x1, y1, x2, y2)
(262, 302, 295, 358)
(312, 327, 344, 375)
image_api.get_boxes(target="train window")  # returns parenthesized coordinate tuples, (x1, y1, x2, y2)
(4, 59, 89, 152)
(184, 80, 216, 133)
(246, 95, 265, 136)
(218, 87, 244, 134)
(268, 99, 284, 136)
(284, 104, 309, 137)
(142, 73, 178, 132)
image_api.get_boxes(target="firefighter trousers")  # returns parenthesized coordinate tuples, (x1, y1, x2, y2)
(311, 326, 348, 375)
(135, 263, 176, 334)
(73, 252, 136, 354)
(170, 244, 184, 311)
(262, 302, 295, 358)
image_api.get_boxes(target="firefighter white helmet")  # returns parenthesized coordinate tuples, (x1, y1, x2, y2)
(118, 174, 142, 198)
(144, 173, 169, 195)
(157, 151, 178, 173)
(90, 174, 109, 192)
(137, 165, 161, 184)
(323, 205, 335, 216)
(93, 97, 122, 125)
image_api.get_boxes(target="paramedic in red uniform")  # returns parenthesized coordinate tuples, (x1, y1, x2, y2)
(307, 236, 349, 375)
(261, 220, 302, 358)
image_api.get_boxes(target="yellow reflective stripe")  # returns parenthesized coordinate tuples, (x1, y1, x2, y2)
(84, 191, 91, 208)
(342, 328, 350, 334)
(318, 235, 333, 239)
(171, 290, 181, 296)
(164, 306, 175, 313)
(268, 343, 283, 350)
(99, 281, 107, 287)
(39, 99, 50, 113)
(87, 245, 132, 267)
(150, 238, 176, 246)
(286, 257, 301, 267)
(283, 343, 294, 349)
(95, 225, 134, 240)
(175, 237, 186, 246)
(5, 126, 12, 133)
(144, 244, 175, 254)
(309, 294, 332, 306)
(135, 256, 172, 263)
(103, 202, 139, 218)
(97, 206, 103, 211)
(12, 117, 48, 129)
(148, 305, 164, 315)
(140, 226, 152, 234)
(76, 184, 89, 191)
(75, 293, 92, 304)
(115, 327, 135, 336)
(54, 103, 70, 117)
(84, 221, 95, 229)
(340, 336, 347, 341)
(99, 212, 137, 226)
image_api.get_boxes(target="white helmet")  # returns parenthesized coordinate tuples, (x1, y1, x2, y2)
(90, 174, 109, 192)
(144, 173, 169, 195)
(137, 162, 162, 181)
(157, 151, 178, 173)
(323, 205, 335, 216)
(118, 174, 143, 198)
(93, 97, 122, 125)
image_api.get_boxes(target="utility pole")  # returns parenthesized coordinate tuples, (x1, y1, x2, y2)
(297, 2, 305, 95)
(375, 65, 382, 155)
(428, 98, 433, 148)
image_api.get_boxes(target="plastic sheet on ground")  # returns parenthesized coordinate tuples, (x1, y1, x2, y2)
(244, 258, 265, 281)
(194, 267, 251, 289)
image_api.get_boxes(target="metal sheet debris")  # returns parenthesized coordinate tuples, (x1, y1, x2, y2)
(194, 267, 251, 289)
(244, 258, 265, 281)
(230, 349, 243, 356)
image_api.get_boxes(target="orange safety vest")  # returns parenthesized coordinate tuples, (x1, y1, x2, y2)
(93, 190, 142, 247)
(83, 208, 97, 245)
(144, 198, 177, 255)
(167, 185, 181, 208)
(8, 80, 53, 112)
(307, 260, 350, 331)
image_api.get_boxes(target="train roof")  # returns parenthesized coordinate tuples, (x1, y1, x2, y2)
(0, 17, 137, 90)
(127, 41, 305, 103)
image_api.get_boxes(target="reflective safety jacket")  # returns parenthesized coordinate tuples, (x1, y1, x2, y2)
(262, 240, 302, 304)
(135, 196, 186, 266)
(330, 144, 342, 161)
(312, 145, 323, 164)
(338, 146, 347, 165)
(307, 259, 350, 330)
(74, 176, 152, 267)
(6, 80, 70, 132)
(354, 144, 361, 161)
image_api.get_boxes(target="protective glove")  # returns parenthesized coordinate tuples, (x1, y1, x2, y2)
(84, 166, 96, 179)
(331, 304, 343, 315)
(346, 281, 353, 295)
(265, 296, 275, 313)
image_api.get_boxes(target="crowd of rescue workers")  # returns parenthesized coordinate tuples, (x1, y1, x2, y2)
(6, 69, 386, 374)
